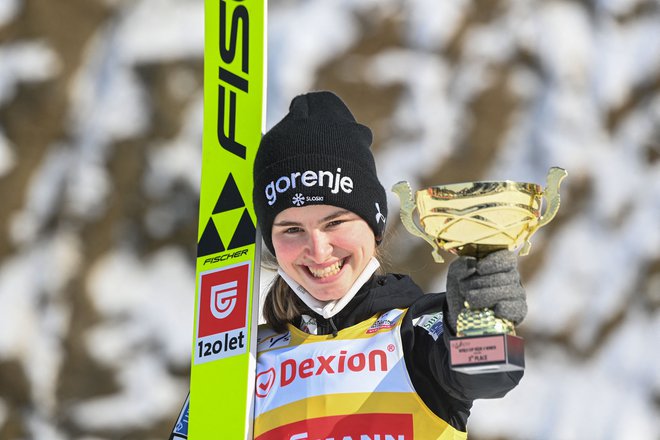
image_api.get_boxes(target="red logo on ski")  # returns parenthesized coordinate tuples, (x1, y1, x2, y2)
(198, 262, 250, 337)
(195, 261, 251, 364)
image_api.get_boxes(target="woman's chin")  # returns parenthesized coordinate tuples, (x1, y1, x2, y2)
(306, 286, 346, 302)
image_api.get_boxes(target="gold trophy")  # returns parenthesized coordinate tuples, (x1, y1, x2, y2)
(392, 167, 567, 374)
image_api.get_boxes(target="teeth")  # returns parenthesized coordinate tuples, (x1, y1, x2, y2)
(308, 261, 343, 278)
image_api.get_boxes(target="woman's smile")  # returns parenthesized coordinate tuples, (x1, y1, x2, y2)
(306, 258, 345, 279)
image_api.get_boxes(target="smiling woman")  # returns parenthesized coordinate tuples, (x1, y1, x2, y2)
(248, 91, 529, 439)
(272, 205, 376, 301)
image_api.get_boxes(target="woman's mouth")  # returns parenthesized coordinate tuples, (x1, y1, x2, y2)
(307, 259, 345, 278)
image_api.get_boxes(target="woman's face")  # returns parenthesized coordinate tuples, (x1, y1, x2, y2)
(271, 204, 376, 302)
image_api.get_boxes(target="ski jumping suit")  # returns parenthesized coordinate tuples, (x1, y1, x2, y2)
(253, 273, 523, 439)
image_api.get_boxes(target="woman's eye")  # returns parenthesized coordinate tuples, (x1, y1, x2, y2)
(285, 227, 302, 234)
(326, 220, 344, 228)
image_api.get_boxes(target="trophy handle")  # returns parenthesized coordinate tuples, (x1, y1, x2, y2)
(520, 167, 567, 255)
(392, 181, 445, 263)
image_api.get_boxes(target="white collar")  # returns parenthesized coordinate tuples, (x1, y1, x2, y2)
(277, 257, 380, 319)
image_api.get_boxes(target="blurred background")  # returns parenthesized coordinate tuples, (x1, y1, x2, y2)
(1, 0, 659, 439)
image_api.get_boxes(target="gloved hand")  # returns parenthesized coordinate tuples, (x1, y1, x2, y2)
(445, 249, 527, 333)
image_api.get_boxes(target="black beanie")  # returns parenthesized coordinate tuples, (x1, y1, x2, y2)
(253, 91, 388, 256)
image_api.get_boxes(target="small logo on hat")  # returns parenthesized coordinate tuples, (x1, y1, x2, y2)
(375, 202, 386, 225)
(292, 193, 305, 206)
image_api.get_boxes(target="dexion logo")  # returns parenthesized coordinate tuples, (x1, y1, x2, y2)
(195, 262, 250, 364)
(265, 168, 354, 206)
(256, 347, 389, 398)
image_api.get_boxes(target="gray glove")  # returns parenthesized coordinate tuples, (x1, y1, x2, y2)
(445, 249, 527, 333)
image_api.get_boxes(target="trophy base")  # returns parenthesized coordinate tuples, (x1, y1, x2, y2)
(449, 333, 524, 374)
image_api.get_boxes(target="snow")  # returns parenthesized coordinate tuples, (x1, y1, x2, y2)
(0, 128, 15, 177)
(1, 0, 659, 438)
(0, 234, 79, 429)
(0, 41, 61, 105)
(143, 96, 203, 200)
(405, 0, 468, 51)
(116, 0, 204, 63)
(472, 308, 660, 439)
(85, 247, 194, 367)
(70, 354, 186, 431)
(0, 0, 20, 28)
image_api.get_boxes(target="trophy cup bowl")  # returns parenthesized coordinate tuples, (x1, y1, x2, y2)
(392, 167, 567, 374)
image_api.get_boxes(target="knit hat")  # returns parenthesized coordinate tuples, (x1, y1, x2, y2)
(253, 91, 388, 255)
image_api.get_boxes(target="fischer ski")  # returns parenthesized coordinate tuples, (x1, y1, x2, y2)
(171, 0, 266, 438)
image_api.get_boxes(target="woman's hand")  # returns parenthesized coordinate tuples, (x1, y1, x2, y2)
(445, 250, 527, 333)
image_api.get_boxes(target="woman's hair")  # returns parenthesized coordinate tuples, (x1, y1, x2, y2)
(261, 275, 307, 333)
(261, 245, 388, 333)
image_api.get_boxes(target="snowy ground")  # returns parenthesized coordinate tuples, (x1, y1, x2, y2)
(0, 0, 659, 439)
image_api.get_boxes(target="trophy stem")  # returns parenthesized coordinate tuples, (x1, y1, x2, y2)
(456, 244, 507, 260)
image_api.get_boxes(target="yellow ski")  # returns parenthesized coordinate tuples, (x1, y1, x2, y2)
(171, 0, 266, 438)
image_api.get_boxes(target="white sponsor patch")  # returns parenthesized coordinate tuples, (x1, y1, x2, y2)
(366, 309, 405, 334)
(413, 312, 444, 341)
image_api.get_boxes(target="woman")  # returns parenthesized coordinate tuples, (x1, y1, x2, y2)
(251, 91, 527, 439)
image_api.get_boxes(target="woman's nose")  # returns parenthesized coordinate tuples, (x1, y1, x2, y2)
(307, 230, 332, 261)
